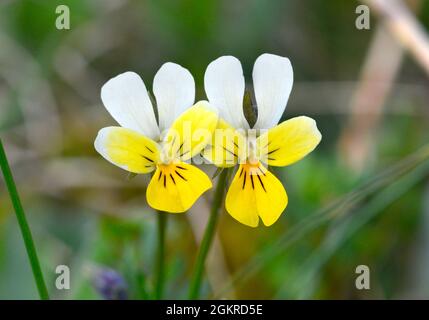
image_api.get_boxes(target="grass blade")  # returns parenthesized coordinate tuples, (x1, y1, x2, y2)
(0, 139, 49, 299)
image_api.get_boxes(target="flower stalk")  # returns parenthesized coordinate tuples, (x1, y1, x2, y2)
(154, 212, 167, 299)
(188, 168, 229, 299)
(0, 139, 49, 300)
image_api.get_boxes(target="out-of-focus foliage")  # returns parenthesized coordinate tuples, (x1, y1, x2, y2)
(1, 0, 429, 299)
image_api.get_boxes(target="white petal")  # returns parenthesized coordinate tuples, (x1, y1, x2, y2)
(153, 62, 195, 133)
(253, 53, 293, 129)
(100, 71, 160, 139)
(204, 56, 249, 129)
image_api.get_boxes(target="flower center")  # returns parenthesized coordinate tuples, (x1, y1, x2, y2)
(158, 141, 179, 165)
(245, 135, 259, 165)
(156, 163, 189, 188)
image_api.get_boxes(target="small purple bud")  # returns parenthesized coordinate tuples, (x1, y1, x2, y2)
(92, 268, 128, 300)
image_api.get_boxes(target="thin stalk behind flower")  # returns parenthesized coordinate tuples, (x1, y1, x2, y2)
(154, 212, 167, 299)
(188, 169, 229, 299)
(0, 139, 49, 300)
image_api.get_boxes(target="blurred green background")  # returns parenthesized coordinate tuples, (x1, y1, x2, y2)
(1, 0, 429, 299)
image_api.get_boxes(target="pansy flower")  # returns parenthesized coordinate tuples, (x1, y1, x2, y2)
(203, 54, 321, 227)
(95, 64, 218, 213)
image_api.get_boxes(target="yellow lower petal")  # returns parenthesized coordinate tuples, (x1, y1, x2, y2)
(146, 162, 212, 213)
(225, 162, 288, 227)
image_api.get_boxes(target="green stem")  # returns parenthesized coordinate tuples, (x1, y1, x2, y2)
(0, 139, 49, 300)
(188, 169, 228, 299)
(154, 212, 167, 299)
(133, 241, 149, 300)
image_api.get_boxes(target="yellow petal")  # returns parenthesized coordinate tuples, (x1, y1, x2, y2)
(202, 119, 247, 168)
(256, 116, 321, 167)
(94, 126, 160, 174)
(225, 162, 288, 227)
(163, 101, 218, 161)
(146, 162, 212, 213)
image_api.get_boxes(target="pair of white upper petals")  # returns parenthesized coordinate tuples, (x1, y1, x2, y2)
(101, 53, 293, 139)
(205, 53, 293, 130)
(101, 63, 195, 140)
